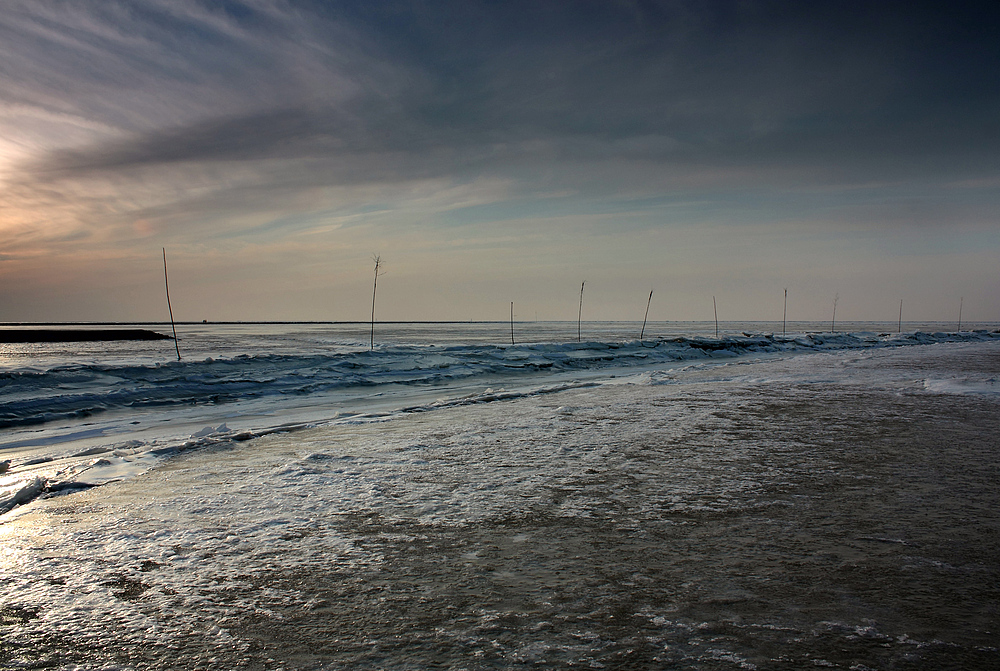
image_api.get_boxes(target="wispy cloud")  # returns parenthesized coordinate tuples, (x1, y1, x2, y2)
(1, 1, 998, 319)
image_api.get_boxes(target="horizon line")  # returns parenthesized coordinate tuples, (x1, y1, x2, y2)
(1, 320, 995, 327)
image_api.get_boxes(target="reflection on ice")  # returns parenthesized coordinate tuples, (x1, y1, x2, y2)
(922, 376, 999, 395)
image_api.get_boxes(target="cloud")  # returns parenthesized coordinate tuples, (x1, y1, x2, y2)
(1, 1, 999, 320)
(13, 1, 996, 180)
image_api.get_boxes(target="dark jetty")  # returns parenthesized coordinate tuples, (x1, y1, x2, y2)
(0, 329, 172, 343)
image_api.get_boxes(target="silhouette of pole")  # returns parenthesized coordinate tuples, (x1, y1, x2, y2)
(898, 299, 902, 334)
(640, 290, 653, 339)
(957, 297, 963, 332)
(782, 288, 787, 336)
(162, 248, 181, 361)
(510, 302, 515, 345)
(578, 281, 585, 342)
(370, 255, 381, 350)
(831, 293, 839, 333)
(713, 295, 719, 338)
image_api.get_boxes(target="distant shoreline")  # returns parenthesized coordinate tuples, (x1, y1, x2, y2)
(1, 321, 492, 326)
(0, 329, 173, 343)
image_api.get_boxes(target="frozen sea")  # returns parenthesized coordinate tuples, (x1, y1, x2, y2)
(1, 321, 999, 670)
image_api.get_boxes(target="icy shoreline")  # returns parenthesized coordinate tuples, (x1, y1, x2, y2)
(2, 332, 999, 517)
(1, 341, 998, 669)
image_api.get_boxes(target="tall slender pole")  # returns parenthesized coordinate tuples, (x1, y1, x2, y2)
(510, 302, 515, 345)
(578, 281, 585, 342)
(370, 255, 381, 350)
(898, 299, 903, 334)
(713, 296, 719, 338)
(957, 297, 963, 332)
(831, 293, 839, 333)
(640, 290, 653, 340)
(162, 248, 181, 361)
(782, 288, 787, 336)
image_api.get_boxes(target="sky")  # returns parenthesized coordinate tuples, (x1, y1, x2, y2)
(1, 0, 998, 324)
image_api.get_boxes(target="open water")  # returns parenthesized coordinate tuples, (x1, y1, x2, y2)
(1, 322, 998, 669)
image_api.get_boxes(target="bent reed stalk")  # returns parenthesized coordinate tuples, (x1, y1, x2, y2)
(370, 255, 381, 350)
(713, 295, 719, 338)
(162, 248, 181, 361)
(640, 290, 653, 340)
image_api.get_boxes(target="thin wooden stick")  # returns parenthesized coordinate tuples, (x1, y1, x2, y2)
(370, 255, 381, 350)
(713, 295, 718, 338)
(831, 293, 839, 333)
(898, 299, 902, 334)
(510, 302, 515, 345)
(578, 281, 585, 342)
(162, 248, 181, 361)
(640, 290, 653, 339)
(958, 296, 963, 332)
(782, 288, 787, 336)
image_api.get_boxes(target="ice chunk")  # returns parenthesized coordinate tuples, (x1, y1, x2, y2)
(0, 476, 44, 513)
(192, 423, 230, 438)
